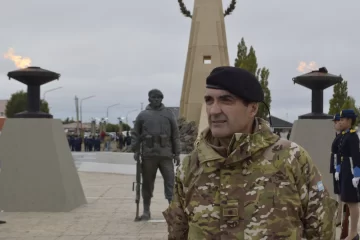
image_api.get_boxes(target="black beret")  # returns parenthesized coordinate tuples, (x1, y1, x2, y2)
(206, 66, 264, 102)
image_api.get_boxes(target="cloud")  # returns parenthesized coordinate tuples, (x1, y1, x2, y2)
(0, 0, 359, 124)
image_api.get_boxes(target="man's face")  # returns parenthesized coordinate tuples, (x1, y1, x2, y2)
(339, 118, 351, 130)
(333, 121, 340, 131)
(149, 94, 163, 107)
(204, 88, 258, 138)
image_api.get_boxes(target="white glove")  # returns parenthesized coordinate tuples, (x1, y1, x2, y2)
(352, 177, 360, 188)
(335, 172, 339, 181)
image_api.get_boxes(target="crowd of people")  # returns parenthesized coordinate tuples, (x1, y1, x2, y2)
(67, 131, 132, 152)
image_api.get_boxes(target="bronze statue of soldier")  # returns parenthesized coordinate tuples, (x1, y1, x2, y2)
(131, 89, 180, 221)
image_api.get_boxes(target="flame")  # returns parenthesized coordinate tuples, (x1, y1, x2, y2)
(296, 61, 318, 73)
(3, 48, 32, 69)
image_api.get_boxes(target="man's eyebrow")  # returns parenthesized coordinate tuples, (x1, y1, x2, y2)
(218, 94, 235, 99)
(204, 94, 235, 100)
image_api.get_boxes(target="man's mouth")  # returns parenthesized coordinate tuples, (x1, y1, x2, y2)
(212, 120, 226, 124)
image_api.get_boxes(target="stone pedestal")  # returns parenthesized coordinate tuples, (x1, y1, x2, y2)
(290, 119, 335, 199)
(0, 119, 87, 212)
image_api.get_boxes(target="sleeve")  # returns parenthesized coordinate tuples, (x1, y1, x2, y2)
(335, 136, 342, 173)
(130, 113, 142, 152)
(162, 156, 189, 239)
(169, 111, 181, 156)
(350, 132, 360, 177)
(292, 144, 338, 239)
(330, 153, 334, 173)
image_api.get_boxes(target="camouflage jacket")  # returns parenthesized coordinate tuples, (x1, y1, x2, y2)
(131, 104, 180, 158)
(163, 118, 338, 240)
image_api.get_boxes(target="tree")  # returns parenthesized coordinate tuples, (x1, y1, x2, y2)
(341, 96, 360, 125)
(5, 90, 49, 118)
(105, 123, 131, 132)
(256, 68, 271, 119)
(234, 38, 247, 68)
(63, 117, 75, 124)
(328, 80, 348, 115)
(234, 38, 271, 119)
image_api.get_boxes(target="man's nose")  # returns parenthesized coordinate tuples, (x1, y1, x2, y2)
(208, 102, 222, 115)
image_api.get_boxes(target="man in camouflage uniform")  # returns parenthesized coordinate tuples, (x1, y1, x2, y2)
(132, 89, 181, 221)
(163, 66, 338, 239)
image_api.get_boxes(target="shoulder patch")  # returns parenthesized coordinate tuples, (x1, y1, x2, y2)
(317, 181, 324, 192)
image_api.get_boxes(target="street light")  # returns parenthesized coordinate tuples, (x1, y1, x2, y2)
(43, 87, 63, 100)
(118, 116, 125, 134)
(80, 95, 96, 131)
(126, 109, 138, 124)
(106, 103, 121, 118)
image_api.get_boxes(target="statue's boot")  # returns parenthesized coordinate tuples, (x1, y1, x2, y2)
(168, 199, 172, 204)
(141, 202, 151, 221)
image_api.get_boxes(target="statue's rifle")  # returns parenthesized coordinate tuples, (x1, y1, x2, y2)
(133, 141, 142, 221)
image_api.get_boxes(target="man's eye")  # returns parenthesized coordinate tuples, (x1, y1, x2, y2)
(205, 98, 213, 104)
(220, 97, 234, 103)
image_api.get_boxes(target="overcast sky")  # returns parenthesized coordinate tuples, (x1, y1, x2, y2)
(0, 0, 359, 125)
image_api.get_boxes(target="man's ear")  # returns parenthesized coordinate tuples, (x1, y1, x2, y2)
(249, 103, 259, 117)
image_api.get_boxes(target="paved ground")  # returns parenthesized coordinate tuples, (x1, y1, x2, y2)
(0, 166, 352, 239)
(0, 172, 168, 240)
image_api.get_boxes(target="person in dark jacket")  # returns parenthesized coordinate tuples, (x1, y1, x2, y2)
(118, 133, 124, 150)
(87, 135, 94, 151)
(125, 131, 131, 146)
(84, 136, 89, 151)
(287, 130, 291, 140)
(75, 135, 82, 152)
(94, 135, 101, 151)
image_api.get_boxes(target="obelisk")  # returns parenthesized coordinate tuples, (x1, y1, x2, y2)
(179, 0, 231, 133)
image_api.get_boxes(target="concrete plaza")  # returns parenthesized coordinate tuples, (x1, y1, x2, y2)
(0, 152, 355, 239)
(0, 172, 168, 240)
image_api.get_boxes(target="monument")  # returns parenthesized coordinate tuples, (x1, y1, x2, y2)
(0, 66, 87, 212)
(178, 0, 236, 133)
(290, 67, 342, 198)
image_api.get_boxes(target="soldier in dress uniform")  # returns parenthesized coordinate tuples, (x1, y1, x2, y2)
(84, 136, 89, 151)
(88, 135, 94, 152)
(335, 109, 360, 240)
(163, 66, 337, 239)
(330, 113, 343, 226)
(75, 135, 82, 152)
(94, 135, 101, 151)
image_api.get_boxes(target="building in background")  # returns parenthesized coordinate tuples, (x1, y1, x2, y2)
(0, 100, 8, 118)
(267, 116, 293, 132)
(168, 106, 292, 134)
(63, 122, 92, 132)
(0, 100, 8, 132)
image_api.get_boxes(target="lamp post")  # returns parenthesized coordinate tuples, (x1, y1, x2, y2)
(126, 109, 138, 124)
(43, 86, 63, 100)
(118, 117, 125, 134)
(106, 103, 121, 118)
(80, 95, 95, 132)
